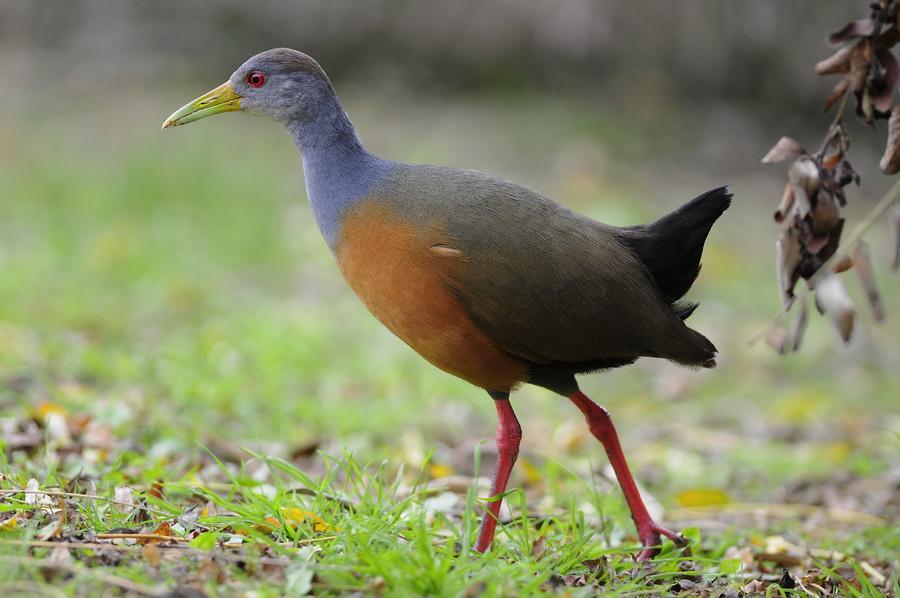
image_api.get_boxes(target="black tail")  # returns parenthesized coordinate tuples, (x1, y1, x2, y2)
(615, 186, 732, 319)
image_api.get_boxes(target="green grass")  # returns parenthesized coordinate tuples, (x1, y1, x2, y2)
(0, 92, 898, 595)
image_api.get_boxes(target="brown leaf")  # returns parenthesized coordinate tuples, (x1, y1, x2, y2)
(821, 151, 842, 170)
(880, 105, 900, 173)
(774, 182, 795, 223)
(836, 159, 860, 190)
(776, 226, 802, 309)
(872, 48, 900, 113)
(808, 192, 842, 252)
(828, 19, 875, 47)
(833, 255, 855, 273)
(152, 521, 172, 537)
(148, 482, 164, 501)
(859, 87, 876, 123)
(881, 25, 900, 48)
(852, 242, 886, 321)
(818, 218, 846, 266)
(762, 137, 807, 164)
(848, 39, 873, 93)
(816, 44, 855, 76)
(814, 273, 856, 343)
(788, 157, 820, 214)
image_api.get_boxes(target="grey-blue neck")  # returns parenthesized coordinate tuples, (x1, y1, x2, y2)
(286, 93, 392, 249)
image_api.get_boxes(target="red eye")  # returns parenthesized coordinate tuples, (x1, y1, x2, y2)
(246, 71, 267, 88)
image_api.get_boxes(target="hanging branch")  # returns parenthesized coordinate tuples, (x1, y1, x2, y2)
(759, 0, 900, 353)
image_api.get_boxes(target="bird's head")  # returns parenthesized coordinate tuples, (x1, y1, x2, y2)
(162, 48, 333, 129)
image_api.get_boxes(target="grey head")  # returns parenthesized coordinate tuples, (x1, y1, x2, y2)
(162, 48, 344, 131)
(230, 48, 335, 125)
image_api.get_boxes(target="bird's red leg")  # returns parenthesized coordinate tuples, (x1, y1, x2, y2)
(568, 389, 685, 560)
(474, 392, 522, 553)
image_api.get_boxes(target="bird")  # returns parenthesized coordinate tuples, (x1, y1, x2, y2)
(163, 48, 731, 560)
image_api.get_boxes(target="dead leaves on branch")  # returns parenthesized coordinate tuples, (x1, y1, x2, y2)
(817, 1, 900, 127)
(762, 131, 870, 351)
(763, 1, 900, 353)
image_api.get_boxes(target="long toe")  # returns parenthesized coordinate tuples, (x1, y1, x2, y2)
(654, 524, 688, 547)
(635, 523, 688, 561)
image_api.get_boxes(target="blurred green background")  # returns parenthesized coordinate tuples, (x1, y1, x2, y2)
(1, 0, 898, 548)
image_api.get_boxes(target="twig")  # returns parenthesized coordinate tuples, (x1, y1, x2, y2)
(0, 554, 165, 596)
(816, 90, 851, 159)
(0, 489, 175, 518)
(749, 177, 900, 345)
(94, 533, 188, 543)
(0, 537, 344, 568)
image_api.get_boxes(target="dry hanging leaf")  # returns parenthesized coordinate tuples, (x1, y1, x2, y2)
(762, 137, 807, 164)
(828, 19, 876, 47)
(766, 1, 899, 354)
(816, 44, 856, 76)
(853, 242, 886, 321)
(873, 48, 900, 113)
(788, 298, 809, 352)
(775, 226, 802, 308)
(808, 191, 842, 253)
(774, 182, 795, 223)
(788, 157, 820, 213)
(814, 273, 856, 342)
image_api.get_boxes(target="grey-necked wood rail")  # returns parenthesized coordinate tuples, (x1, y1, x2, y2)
(163, 48, 731, 560)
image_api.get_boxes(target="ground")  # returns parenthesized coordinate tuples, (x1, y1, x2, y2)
(0, 91, 898, 596)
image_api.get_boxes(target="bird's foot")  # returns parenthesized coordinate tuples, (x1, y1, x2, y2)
(635, 524, 688, 561)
